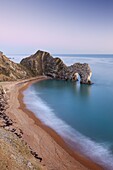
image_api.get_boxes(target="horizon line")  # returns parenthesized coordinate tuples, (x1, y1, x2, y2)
(6, 53, 113, 56)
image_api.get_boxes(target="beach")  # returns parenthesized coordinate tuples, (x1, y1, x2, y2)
(1, 76, 103, 170)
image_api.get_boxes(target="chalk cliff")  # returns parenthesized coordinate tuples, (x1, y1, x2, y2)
(0, 50, 92, 84)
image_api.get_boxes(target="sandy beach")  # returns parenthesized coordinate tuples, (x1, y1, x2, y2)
(1, 76, 103, 170)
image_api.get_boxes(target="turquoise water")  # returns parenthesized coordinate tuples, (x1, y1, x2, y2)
(24, 55, 113, 169)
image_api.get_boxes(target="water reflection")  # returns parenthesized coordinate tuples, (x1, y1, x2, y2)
(79, 84, 91, 97)
(33, 79, 91, 99)
(71, 81, 91, 98)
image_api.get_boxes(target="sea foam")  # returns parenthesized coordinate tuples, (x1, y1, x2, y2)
(24, 87, 113, 170)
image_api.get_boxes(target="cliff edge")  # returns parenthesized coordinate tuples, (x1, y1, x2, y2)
(0, 52, 31, 81)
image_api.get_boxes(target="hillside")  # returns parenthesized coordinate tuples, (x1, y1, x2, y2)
(0, 127, 45, 170)
(0, 84, 46, 170)
(0, 52, 31, 81)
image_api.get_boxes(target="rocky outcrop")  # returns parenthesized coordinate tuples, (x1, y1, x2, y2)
(0, 50, 92, 84)
(21, 50, 92, 84)
(0, 51, 3, 56)
(68, 63, 92, 84)
(0, 86, 8, 122)
(0, 52, 32, 81)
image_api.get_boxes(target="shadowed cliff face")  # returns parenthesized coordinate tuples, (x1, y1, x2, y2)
(21, 50, 92, 84)
(0, 50, 92, 84)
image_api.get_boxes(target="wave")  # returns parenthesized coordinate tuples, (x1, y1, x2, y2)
(24, 87, 113, 170)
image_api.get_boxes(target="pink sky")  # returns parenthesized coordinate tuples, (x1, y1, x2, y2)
(0, 0, 113, 54)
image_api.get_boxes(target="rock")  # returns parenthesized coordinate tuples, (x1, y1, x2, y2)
(0, 86, 13, 128)
(21, 50, 92, 84)
(0, 50, 92, 84)
(69, 63, 92, 84)
(0, 51, 3, 56)
(0, 53, 32, 81)
(30, 149, 42, 162)
(27, 161, 33, 169)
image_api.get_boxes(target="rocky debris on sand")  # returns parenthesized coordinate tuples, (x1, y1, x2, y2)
(0, 86, 13, 128)
(30, 149, 42, 162)
(0, 86, 43, 168)
(0, 86, 23, 138)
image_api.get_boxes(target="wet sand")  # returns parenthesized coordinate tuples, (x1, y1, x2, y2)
(2, 76, 103, 170)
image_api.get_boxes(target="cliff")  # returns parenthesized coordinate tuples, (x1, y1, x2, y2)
(0, 50, 92, 84)
(0, 52, 31, 81)
(21, 50, 92, 84)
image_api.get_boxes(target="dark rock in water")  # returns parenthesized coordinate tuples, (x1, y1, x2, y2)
(69, 63, 92, 84)
(21, 50, 92, 84)
(0, 50, 92, 84)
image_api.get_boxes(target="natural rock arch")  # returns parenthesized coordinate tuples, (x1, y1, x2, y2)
(0, 50, 92, 84)
(21, 50, 92, 84)
(69, 63, 92, 84)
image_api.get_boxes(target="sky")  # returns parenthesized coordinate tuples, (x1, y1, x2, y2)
(0, 0, 113, 54)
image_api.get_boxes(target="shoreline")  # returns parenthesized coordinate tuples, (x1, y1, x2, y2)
(18, 77, 103, 170)
(4, 76, 103, 170)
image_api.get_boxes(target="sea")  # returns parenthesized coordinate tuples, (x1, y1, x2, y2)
(10, 54, 113, 170)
